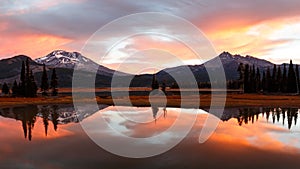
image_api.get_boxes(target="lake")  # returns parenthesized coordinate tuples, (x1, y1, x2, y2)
(0, 104, 300, 169)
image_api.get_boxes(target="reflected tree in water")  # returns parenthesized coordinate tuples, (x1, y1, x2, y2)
(151, 106, 167, 123)
(51, 105, 59, 131)
(0, 105, 74, 141)
(232, 107, 299, 130)
(11, 106, 39, 141)
(152, 106, 159, 123)
(41, 106, 50, 136)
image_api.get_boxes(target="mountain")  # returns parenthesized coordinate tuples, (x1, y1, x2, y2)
(156, 52, 274, 85)
(35, 50, 89, 68)
(0, 50, 129, 87)
(0, 51, 284, 88)
(0, 55, 44, 81)
(35, 50, 127, 76)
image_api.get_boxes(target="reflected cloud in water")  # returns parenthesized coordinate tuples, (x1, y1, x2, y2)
(1, 105, 300, 168)
(1, 104, 300, 153)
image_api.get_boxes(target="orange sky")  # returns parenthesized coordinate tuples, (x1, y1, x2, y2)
(1, 0, 300, 69)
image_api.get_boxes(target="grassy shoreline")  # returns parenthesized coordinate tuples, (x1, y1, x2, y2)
(0, 93, 300, 108)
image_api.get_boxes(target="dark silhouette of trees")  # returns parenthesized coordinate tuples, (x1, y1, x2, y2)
(250, 65, 256, 92)
(244, 64, 250, 93)
(161, 81, 166, 94)
(12, 80, 19, 96)
(287, 60, 297, 93)
(271, 64, 277, 92)
(151, 74, 159, 90)
(255, 67, 262, 92)
(266, 67, 272, 92)
(237, 63, 245, 91)
(262, 71, 266, 92)
(8, 61, 58, 97)
(295, 64, 300, 93)
(20, 61, 26, 96)
(28, 70, 38, 97)
(233, 107, 298, 130)
(238, 60, 299, 94)
(281, 64, 287, 92)
(276, 66, 282, 92)
(2, 83, 9, 95)
(50, 68, 58, 96)
(13, 58, 38, 97)
(40, 64, 49, 96)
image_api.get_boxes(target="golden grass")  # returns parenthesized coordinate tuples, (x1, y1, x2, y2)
(1, 94, 300, 108)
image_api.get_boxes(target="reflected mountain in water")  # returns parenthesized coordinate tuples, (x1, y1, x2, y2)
(1, 104, 299, 141)
(0, 104, 108, 141)
(222, 107, 299, 129)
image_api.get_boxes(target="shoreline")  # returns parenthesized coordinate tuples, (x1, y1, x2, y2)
(0, 93, 300, 108)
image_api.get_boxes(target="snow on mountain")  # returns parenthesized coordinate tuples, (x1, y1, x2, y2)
(35, 50, 100, 72)
(35, 50, 128, 76)
(35, 50, 89, 68)
(218, 52, 273, 68)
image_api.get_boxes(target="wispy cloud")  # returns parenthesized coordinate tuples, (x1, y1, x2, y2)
(1, 0, 300, 67)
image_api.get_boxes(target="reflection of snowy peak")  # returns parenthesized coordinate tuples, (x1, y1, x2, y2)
(37, 104, 109, 125)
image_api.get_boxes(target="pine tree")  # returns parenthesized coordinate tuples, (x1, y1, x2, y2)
(40, 64, 49, 96)
(151, 74, 159, 90)
(249, 66, 253, 93)
(25, 58, 30, 97)
(262, 71, 266, 92)
(295, 64, 300, 93)
(244, 64, 249, 93)
(271, 64, 277, 92)
(30, 70, 37, 97)
(282, 64, 287, 93)
(255, 67, 261, 92)
(237, 63, 245, 91)
(20, 61, 26, 96)
(276, 66, 282, 92)
(287, 60, 297, 93)
(1, 83, 9, 95)
(250, 65, 256, 93)
(50, 68, 58, 96)
(12, 80, 19, 96)
(266, 67, 271, 92)
(20, 58, 38, 97)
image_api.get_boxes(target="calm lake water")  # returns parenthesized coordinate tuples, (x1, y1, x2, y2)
(1, 104, 300, 169)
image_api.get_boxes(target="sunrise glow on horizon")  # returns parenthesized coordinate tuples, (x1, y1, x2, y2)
(1, 0, 300, 69)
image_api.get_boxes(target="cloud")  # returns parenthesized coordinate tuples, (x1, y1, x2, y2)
(1, 0, 300, 66)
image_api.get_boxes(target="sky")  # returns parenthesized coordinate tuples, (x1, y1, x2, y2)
(1, 0, 300, 72)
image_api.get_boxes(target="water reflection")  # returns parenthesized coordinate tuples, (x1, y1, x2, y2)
(0, 105, 108, 141)
(1, 105, 300, 168)
(1, 105, 300, 142)
(221, 107, 299, 130)
(151, 106, 168, 123)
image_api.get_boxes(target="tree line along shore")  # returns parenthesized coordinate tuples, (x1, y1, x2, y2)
(1, 59, 300, 100)
(1, 58, 58, 97)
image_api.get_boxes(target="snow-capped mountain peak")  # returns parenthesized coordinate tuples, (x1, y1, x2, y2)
(34, 50, 129, 76)
(35, 50, 89, 67)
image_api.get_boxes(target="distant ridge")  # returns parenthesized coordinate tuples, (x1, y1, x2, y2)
(0, 50, 292, 87)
